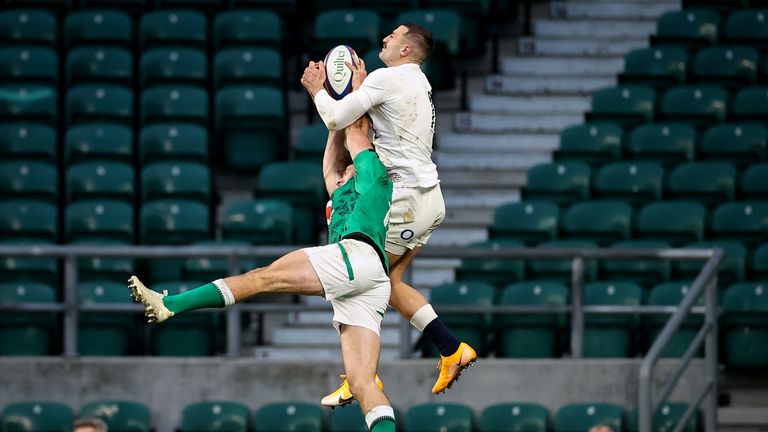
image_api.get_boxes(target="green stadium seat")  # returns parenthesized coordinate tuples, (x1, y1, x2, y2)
(561, 200, 633, 246)
(488, 201, 559, 245)
(140, 85, 208, 126)
(222, 199, 293, 245)
(141, 161, 211, 205)
(216, 85, 285, 172)
(0, 47, 58, 85)
(692, 46, 759, 88)
(455, 239, 525, 287)
(66, 84, 133, 126)
(231, 0, 296, 13)
(79, 400, 151, 432)
(583, 282, 642, 358)
(682, 0, 745, 12)
(0, 283, 57, 356)
(65, 123, 133, 165)
(329, 404, 367, 432)
(396, 9, 465, 56)
(81, 0, 148, 12)
(180, 401, 250, 432)
(497, 281, 568, 358)
(626, 403, 700, 432)
(585, 85, 656, 128)
(72, 237, 136, 282)
(0, 84, 57, 125)
(480, 403, 550, 432)
(651, 9, 719, 49)
(741, 162, 768, 199)
(619, 47, 688, 89)
(140, 11, 207, 49)
(722, 282, 768, 367)
(732, 85, 768, 122)
(183, 240, 260, 281)
(405, 403, 475, 432)
(213, 10, 283, 50)
(421, 0, 492, 16)
(555, 122, 623, 165)
(660, 85, 728, 127)
(523, 161, 591, 206)
(256, 161, 325, 244)
(0, 123, 56, 163)
(0, 10, 57, 46)
(358, 0, 418, 15)
(253, 402, 324, 432)
(65, 200, 134, 243)
(676, 240, 747, 287)
(140, 200, 210, 245)
(593, 161, 664, 207)
(140, 48, 207, 88)
(78, 281, 135, 356)
(528, 240, 599, 283)
(626, 122, 696, 165)
(554, 403, 624, 432)
(362, 48, 387, 73)
(155, 0, 222, 11)
(637, 201, 706, 246)
(0, 240, 58, 287)
(153, 281, 219, 356)
(139, 123, 208, 164)
(753, 243, 768, 280)
(667, 162, 737, 206)
(427, 281, 495, 356)
(294, 122, 327, 161)
(67, 47, 132, 86)
(699, 122, 767, 164)
(0, 200, 58, 242)
(0, 402, 72, 430)
(64, 10, 132, 48)
(601, 240, 672, 287)
(712, 201, 768, 247)
(313, 10, 381, 57)
(66, 161, 135, 203)
(724, 9, 768, 49)
(646, 282, 704, 358)
(214, 48, 282, 89)
(0, 161, 58, 204)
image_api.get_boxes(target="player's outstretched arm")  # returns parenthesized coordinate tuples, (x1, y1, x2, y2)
(344, 116, 373, 159)
(322, 130, 352, 197)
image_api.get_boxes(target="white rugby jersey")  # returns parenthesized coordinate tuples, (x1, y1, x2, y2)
(314, 63, 439, 188)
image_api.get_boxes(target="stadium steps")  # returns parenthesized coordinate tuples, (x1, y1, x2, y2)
(549, 0, 678, 20)
(516, 37, 648, 57)
(482, 75, 615, 95)
(501, 57, 624, 77)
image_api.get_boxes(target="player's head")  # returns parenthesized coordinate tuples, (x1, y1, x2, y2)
(379, 23, 434, 66)
(337, 164, 356, 188)
(74, 418, 108, 432)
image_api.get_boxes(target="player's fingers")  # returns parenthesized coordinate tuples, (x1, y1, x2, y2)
(359, 58, 366, 71)
(344, 61, 356, 71)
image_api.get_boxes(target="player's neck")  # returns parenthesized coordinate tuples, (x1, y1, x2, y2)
(386, 58, 420, 68)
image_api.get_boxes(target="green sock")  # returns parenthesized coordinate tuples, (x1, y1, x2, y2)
(370, 419, 395, 432)
(162, 282, 225, 314)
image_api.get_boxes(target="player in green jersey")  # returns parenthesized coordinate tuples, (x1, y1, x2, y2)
(127, 116, 397, 432)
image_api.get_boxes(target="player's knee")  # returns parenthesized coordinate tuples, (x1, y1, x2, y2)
(243, 266, 276, 291)
(346, 372, 377, 398)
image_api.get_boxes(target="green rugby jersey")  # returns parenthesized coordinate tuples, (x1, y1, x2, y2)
(327, 149, 393, 269)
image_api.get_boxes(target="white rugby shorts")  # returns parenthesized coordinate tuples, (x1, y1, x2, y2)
(302, 238, 390, 336)
(386, 183, 446, 256)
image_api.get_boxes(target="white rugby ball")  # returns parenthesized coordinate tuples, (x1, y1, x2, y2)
(324, 45, 359, 100)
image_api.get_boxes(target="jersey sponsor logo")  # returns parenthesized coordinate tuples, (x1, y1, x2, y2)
(400, 229, 414, 240)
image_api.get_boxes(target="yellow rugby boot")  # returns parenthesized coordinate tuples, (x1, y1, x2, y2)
(128, 275, 174, 323)
(321, 374, 384, 408)
(432, 342, 477, 394)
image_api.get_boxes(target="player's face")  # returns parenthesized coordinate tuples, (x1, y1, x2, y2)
(379, 25, 409, 65)
(337, 164, 356, 188)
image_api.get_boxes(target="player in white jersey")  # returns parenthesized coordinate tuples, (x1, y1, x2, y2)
(301, 23, 477, 405)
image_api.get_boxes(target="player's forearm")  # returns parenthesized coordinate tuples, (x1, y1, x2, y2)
(322, 130, 349, 195)
(314, 90, 368, 131)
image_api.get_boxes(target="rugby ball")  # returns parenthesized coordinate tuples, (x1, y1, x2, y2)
(324, 45, 359, 100)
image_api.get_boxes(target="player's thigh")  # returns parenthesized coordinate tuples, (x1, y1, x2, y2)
(385, 185, 445, 257)
(340, 324, 381, 379)
(240, 249, 324, 297)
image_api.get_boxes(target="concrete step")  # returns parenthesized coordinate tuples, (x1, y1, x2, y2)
(289, 311, 402, 327)
(444, 207, 496, 227)
(469, 95, 590, 114)
(438, 133, 560, 153)
(550, 1, 679, 20)
(443, 188, 520, 209)
(435, 151, 550, 170)
(410, 258, 459, 288)
(518, 37, 648, 57)
(440, 169, 527, 190)
(485, 75, 614, 96)
(719, 407, 768, 430)
(501, 57, 624, 78)
(250, 346, 402, 361)
(427, 226, 488, 247)
(272, 327, 400, 347)
(454, 112, 581, 134)
(534, 20, 657, 39)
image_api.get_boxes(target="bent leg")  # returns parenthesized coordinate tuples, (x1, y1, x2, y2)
(225, 249, 324, 301)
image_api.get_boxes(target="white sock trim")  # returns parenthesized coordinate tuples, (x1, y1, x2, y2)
(365, 405, 395, 430)
(212, 278, 235, 307)
(410, 304, 438, 333)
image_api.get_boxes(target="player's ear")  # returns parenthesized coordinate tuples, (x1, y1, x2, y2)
(401, 44, 412, 57)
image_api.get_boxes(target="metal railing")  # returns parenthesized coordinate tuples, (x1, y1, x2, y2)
(0, 245, 721, 431)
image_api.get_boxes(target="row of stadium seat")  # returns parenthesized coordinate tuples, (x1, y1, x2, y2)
(0, 399, 701, 432)
(683, 0, 768, 12)
(652, 8, 768, 50)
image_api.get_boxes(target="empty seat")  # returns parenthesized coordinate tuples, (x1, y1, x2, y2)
(646, 282, 704, 359)
(554, 403, 624, 432)
(584, 282, 643, 358)
(362, 48, 387, 73)
(65, 123, 134, 165)
(427, 281, 495, 356)
(722, 282, 768, 367)
(65, 200, 134, 243)
(626, 403, 700, 432)
(396, 9, 463, 56)
(213, 47, 282, 89)
(140, 11, 207, 49)
(626, 122, 696, 165)
(179, 401, 250, 432)
(66, 84, 133, 125)
(0, 240, 58, 287)
(81, 0, 148, 12)
(140, 200, 210, 245)
(523, 161, 591, 206)
(0, 283, 57, 355)
(64, 10, 132, 47)
(455, 239, 525, 286)
(601, 240, 672, 287)
(0, 123, 56, 163)
(0, 161, 58, 203)
(421, 0, 492, 16)
(741, 162, 768, 199)
(593, 161, 664, 206)
(555, 122, 623, 165)
(586, 85, 656, 128)
(294, 122, 328, 161)
(140, 48, 207, 88)
(155, 0, 222, 11)
(79, 400, 151, 432)
(141, 161, 211, 204)
(561, 200, 633, 246)
(660, 85, 728, 127)
(253, 402, 324, 432)
(0, 46, 58, 85)
(693, 46, 758, 88)
(405, 403, 475, 432)
(66, 161, 135, 203)
(676, 240, 746, 288)
(480, 403, 550, 432)
(153, 282, 218, 356)
(312, 9, 380, 57)
(329, 405, 367, 432)
(183, 240, 259, 281)
(528, 240, 599, 283)
(754, 243, 768, 279)
(0, 10, 57, 46)
(66, 47, 132, 86)
(497, 281, 568, 358)
(619, 47, 688, 89)
(667, 161, 737, 205)
(0, 402, 72, 430)
(230, 0, 296, 13)
(222, 199, 293, 245)
(732, 85, 768, 122)
(724, 9, 768, 48)
(637, 201, 706, 246)
(711, 201, 768, 246)
(0, 84, 57, 125)
(489, 201, 559, 245)
(72, 237, 135, 283)
(78, 282, 135, 356)
(700, 122, 767, 163)
(139, 123, 208, 164)
(212, 10, 283, 50)
(141, 85, 208, 126)
(651, 9, 719, 49)
(0, 200, 58, 242)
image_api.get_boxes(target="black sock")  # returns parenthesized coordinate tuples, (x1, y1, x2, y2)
(423, 318, 461, 357)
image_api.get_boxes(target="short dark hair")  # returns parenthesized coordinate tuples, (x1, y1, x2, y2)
(402, 23, 434, 61)
(74, 417, 108, 432)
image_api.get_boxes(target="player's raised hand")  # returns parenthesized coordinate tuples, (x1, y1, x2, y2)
(346, 57, 367, 91)
(301, 60, 326, 98)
